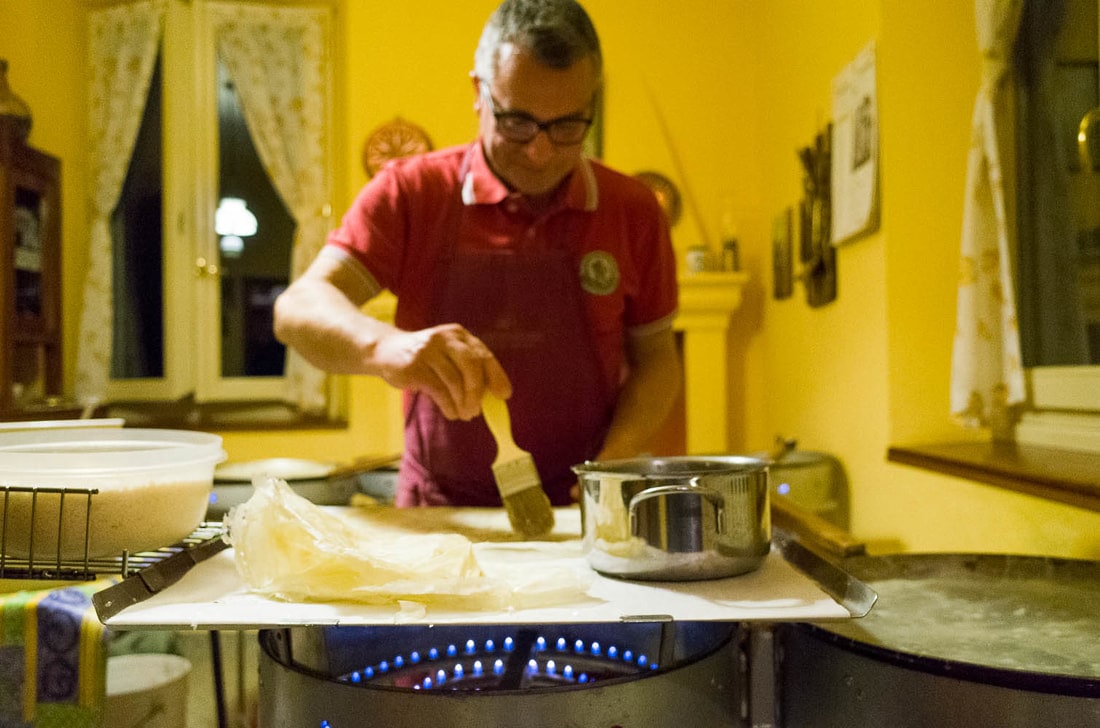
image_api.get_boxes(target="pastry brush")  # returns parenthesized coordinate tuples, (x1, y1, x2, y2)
(481, 394, 555, 539)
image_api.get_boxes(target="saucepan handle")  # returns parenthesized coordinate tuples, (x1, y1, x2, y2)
(628, 481, 726, 536)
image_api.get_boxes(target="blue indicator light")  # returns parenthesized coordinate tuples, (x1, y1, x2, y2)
(503, 637, 515, 652)
(637, 655, 648, 667)
(446, 644, 458, 657)
(573, 639, 584, 653)
(473, 660, 484, 676)
(493, 659, 505, 676)
(546, 659, 557, 674)
(394, 655, 405, 668)
(555, 637, 567, 651)
(578, 673, 589, 683)
(526, 659, 538, 674)
(484, 639, 495, 652)
(409, 651, 421, 664)
(422, 676, 433, 689)
(378, 660, 389, 673)
(563, 665, 574, 679)
(364, 667, 375, 679)
(436, 669, 446, 684)
(454, 663, 464, 678)
(535, 636, 546, 651)
(465, 639, 475, 654)
(778, 482, 791, 495)
(349, 671, 361, 683)
(608, 646, 618, 659)
(590, 642, 601, 656)
(623, 650, 633, 662)
(428, 648, 439, 660)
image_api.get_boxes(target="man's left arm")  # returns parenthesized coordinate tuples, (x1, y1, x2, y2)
(595, 326, 682, 461)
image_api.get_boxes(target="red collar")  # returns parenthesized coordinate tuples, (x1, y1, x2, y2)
(460, 142, 599, 212)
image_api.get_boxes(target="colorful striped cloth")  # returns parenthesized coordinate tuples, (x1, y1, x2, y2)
(0, 581, 113, 728)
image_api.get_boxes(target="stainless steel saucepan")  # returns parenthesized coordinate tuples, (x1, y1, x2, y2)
(572, 456, 771, 581)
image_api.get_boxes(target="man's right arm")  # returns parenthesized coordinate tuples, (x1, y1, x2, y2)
(273, 252, 391, 375)
(273, 252, 511, 420)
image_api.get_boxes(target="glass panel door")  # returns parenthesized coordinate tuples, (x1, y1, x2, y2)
(215, 57, 294, 379)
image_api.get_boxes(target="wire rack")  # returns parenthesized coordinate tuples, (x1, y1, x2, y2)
(0, 483, 223, 581)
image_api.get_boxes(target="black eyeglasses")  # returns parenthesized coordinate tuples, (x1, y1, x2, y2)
(481, 84, 593, 146)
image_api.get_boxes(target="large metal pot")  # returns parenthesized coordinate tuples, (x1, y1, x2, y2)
(572, 456, 770, 581)
(210, 455, 400, 518)
(765, 446, 849, 529)
(778, 553, 1100, 727)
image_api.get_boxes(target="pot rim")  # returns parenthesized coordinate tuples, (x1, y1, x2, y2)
(572, 455, 767, 477)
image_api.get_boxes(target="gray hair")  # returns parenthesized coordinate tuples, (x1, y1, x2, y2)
(474, 0, 602, 86)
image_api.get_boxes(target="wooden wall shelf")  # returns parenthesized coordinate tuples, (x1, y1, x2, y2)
(887, 441, 1100, 513)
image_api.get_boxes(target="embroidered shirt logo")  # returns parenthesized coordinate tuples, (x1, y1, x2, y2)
(579, 251, 619, 295)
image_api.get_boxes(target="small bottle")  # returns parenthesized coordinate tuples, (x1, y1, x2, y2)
(721, 238, 740, 271)
(719, 205, 741, 271)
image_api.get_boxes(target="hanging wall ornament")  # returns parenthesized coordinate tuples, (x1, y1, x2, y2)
(797, 123, 837, 308)
(362, 117, 432, 178)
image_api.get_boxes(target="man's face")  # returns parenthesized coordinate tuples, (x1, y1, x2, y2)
(474, 43, 599, 198)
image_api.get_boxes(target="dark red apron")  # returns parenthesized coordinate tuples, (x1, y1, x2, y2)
(396, 193, 613, 507)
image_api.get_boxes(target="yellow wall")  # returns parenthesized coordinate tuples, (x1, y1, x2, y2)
(3, 1, 1098, 558)
(738, 0, 1100, 558)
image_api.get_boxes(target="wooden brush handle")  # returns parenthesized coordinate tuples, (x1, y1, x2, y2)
(482, 394, 522, 463)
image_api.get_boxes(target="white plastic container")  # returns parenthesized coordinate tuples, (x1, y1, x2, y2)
(0, 428, 225, 558)
(104, 653, 191, 728)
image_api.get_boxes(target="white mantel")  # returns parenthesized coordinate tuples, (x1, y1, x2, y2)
(674, 271, 749, 454)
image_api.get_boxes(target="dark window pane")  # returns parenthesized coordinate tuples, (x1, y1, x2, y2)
(111, 54, 164, 379)
(1015, 2, 1100, 366)
(216, 57, 294, 378)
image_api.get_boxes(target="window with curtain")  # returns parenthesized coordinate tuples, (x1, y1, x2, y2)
(75, 0, 335, 418)
(1013, 0, 1100, 451)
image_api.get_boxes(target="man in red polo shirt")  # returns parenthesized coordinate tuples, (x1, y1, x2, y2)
(274, 0, 681, 507)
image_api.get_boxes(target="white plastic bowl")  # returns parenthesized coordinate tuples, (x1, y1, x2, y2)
(0, 428, 226, 559)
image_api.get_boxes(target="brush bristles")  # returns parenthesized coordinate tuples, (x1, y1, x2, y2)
(493, 456, 554, 538)
(501, 485, 555, 539)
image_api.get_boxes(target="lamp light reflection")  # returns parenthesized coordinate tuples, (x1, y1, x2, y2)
(215, 196, 258, 236)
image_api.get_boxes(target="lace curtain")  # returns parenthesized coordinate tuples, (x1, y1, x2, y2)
(74, 0, 166, 405)
(208, 2, 331, 413)
(949, 0, 1027, 431)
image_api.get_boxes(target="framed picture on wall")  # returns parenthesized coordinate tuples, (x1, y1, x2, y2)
(773, 207, 793, 300)
(831, 40, 880, 245)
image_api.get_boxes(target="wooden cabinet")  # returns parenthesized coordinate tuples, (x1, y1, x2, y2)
(0, 116, 62, 420)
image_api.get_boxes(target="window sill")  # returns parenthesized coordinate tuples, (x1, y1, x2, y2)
(887, 441, 1100, 513)
(103, 399, 345, 431)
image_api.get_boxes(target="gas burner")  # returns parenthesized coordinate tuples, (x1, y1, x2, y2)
(259, 622, 741, 726)
(337, 629, 657, 692)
